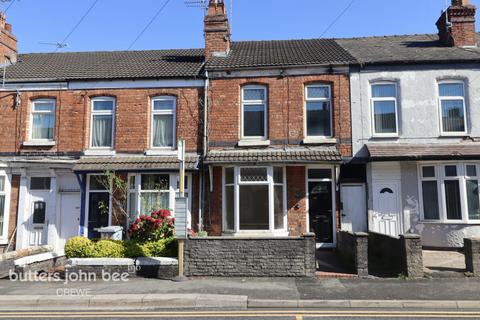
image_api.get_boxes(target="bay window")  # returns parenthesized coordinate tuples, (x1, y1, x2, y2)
(371, 83, 398, 135)
(151, 96, 176, 149)
(31, 99, 55, 141)
(438, 81, 467, 134)
(223, 166, 286, 234)
(420, 163, 480, 222)
(305, 84, 332, 137)
(127, 173, 191, 223)
(241, 85, 267, 140)
(90, 97, 115, 149)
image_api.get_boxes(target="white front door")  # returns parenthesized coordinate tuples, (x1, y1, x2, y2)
(59, 193, 81, 248)
(29, 196, 48, 246)
(372, 182, 401, 237)
(340, 184, 367, 232)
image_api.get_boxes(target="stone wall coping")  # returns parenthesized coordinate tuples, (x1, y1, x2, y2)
(369, 231, 400, 240)
(188, 236, 306, 241)
(465, 237, 480, 242)
(14, 251, 65, 267)
(136, 257, 178, 266)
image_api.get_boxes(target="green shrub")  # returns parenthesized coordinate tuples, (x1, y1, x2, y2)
(124, 240, 148, 258)
(163, 237, 178, 257)
(64, 237, 95, 258)
(92, 240, 125, 258)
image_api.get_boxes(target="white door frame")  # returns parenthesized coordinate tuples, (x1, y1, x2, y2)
(305, 165, 337, 248)
(340, 183, 367, 232)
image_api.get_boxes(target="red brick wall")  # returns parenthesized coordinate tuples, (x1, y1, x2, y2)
(287, 166, 307, 236)
(208, 74, 352, 156)
(6, 175, 19, 250)
(205, 166, 222, 236)
(0, 88, 203, 154)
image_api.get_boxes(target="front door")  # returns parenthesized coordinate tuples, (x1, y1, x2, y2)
(29, 198, 47, 246)
(308, 181, 334, 244)
(340, 184, 367, 232)
(88, 192, 110, 239)
(372, 182, 401, 237)
(59, 193, 81, 248)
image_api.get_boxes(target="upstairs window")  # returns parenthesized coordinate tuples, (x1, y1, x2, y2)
(31, 99, 55, 141)
(371, 83, 398, 135)
(241, 85, 267, 140)
(151, 96, 176, 149)
(305, 85, 332, 137)
(438, 81, 467, 134)
(90, 97, 115, 149)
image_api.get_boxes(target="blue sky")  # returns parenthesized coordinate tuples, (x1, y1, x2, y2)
(4, 0, 480, 53)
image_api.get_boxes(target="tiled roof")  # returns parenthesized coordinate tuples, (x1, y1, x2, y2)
(336, 33, 480, 65)
(3, 49, 205, 82)
(206, 39, 356, 70)
(367, 143, 480, 161)
(204, 147, 341, 164)
(73, 155, 200, 172)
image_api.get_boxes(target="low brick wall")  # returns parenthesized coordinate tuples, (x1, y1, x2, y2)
(368, 232, 423, 278)
(337, 231, 368, 277)
(184, 233, 316, 277)
(465, 237, 480, 276)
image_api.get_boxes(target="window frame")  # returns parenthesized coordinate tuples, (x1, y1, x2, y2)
(241, 85, 268, 141)
(304, 84, 333, 138)
(418, 162, 480, 224)
(126, 172, 192, 228)
(29, 177, 52, 191)
(222, 166, 287, 235)
(370, 81, 399, 137)
(30, 98, 56, 142)
(0, 172, 11, 243)
(89, 97, 116, 150)
(437, 80, 468, 136)
(150, 96, 177, 150)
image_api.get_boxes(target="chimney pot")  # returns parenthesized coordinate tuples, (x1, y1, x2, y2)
(204, 0, 231, 60)
(437, 0, 477, 47)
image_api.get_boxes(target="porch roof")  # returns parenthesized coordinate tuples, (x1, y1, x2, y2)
(73, 154, 200, 173)
(204, 147, 342, 165)
(366, 143, 480, 161)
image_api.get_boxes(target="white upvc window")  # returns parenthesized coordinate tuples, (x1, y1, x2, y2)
(241, 85, 267, 140)
(370, 82, 398, 136)
(305, 84, 332, 138)
(223, 166, 286, 234)
(127, 173, 191, 225)
(90, 97, 115, 149)
(30, 99, 55, 141)
(438, 80, 467, 135)
(419, 163, 480, 223)
(151, 96, 176, 149)
(0, 173, 11, 243)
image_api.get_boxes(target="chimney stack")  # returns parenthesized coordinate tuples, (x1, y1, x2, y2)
(437, 0, 477, 47)
(204, 0, 230, 60)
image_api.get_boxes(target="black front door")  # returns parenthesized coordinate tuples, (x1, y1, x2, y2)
(308, 181, 333, 243)
(88, 192, 110, 239)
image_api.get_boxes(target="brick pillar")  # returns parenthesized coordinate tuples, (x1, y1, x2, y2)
(400, 234, 423, 278)
(287, 166, 307, 236)
(354, 232, 369, 277)
(464, 237, 480, 276)
(303, 232, 316, 277)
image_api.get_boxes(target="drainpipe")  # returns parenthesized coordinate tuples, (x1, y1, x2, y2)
(199, 70, 210, 231)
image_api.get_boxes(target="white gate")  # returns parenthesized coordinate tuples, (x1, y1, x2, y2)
(340, 184, 367, 232)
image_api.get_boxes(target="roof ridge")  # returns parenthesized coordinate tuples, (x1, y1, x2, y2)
(19, 47, 204, 56)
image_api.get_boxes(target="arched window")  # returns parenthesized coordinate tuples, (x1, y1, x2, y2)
(151, 96, 176, 149)
(90, 97, 115, 149)
(241, 85, 267, 140)
(31, 99, 55, 141)
(370, 82, 398, 136)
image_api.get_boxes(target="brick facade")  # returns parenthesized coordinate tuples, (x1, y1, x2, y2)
(207, 74, 352, 156)
(287, 166, 307, 237)
(0, 88, 203, 155)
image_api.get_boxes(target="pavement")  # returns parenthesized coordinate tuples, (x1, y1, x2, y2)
(0, 277, 480, 311)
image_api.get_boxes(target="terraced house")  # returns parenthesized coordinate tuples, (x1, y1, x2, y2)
(0, 0, 479, 257)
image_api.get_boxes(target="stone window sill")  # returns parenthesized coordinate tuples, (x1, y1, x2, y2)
(145, 149, 177, 156)
(84, 149, 116, 156)
(237, 140, 271, 147)
(22, 140, 55, 147)
(302, 137, 337, 145)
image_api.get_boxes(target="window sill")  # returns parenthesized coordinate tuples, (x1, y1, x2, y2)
(145, 149, 176, 156)
(237, 140, 271, 147)
(22, 140, 55, 147)
(302, 137, 337, 145)
(371, 135, 399, 139)
(83, 149, 116, 156)
(439, 133, 470, 138)
(420, 220, 480, 225)
(221, 231, 289, 238)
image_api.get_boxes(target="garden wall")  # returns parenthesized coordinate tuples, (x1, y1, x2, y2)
(465, 237, 480, 276)
(336, 231, 368, 277)
(368, 232, 423, 278)
(184, 233, 316, 277)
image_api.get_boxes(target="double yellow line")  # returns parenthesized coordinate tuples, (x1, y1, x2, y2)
(1, 310, 480, 318)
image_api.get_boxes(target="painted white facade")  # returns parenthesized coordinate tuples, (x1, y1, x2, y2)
(351, 64, 480, 247)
